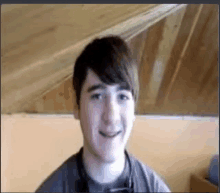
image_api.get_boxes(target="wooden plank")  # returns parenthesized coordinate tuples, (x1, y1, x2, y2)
(27, 79, 74, 113)
(138, 4, 218, 116)
(155, 4, 202, 108)
(166, 4, 217, 107)
(187, 4, 218, 86)
(161, 5, 218, 115)
(146, 7, 186, 105)
(1, 4, 186, 113)
(196, 5, 218, 84)
(164, 4, 206, 106)
(198, 51, 218, 95)
(137, 18, 166, 113)
(24, 4, 218, 116)
(202, 63, 218, 101)
(128, 28, 148, 67)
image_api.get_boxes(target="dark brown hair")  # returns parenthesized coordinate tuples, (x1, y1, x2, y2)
(72, 35, 139, 109)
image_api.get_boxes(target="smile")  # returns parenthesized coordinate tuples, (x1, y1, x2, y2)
(99, 131, 121, 138)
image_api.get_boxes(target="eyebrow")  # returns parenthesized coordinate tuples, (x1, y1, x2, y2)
(87, 83, 130, 93)
(87, 84, 106, 93)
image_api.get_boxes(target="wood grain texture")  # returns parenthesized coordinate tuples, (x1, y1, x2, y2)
(27, 79, 74, 113)
(128, 29, 148, 67)
(136, 4, 218, 116)
(2, 4, 217, 115)
(163, 4, 218, 115)
(155, 4, 201, 108)
(137, 18, 166, 110)
(2, 4, 186, 113)
(26, 4, 218, 116)
(146, 7, 186, 105)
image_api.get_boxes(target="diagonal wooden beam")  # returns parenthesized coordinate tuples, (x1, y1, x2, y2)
(145, 6, 187, 105)
(155, 4, 206, 108)
(162, 4, 204, 105)
(1, 4, 187, 113)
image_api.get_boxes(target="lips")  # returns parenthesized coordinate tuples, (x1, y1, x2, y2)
(99, 131, 121, 138)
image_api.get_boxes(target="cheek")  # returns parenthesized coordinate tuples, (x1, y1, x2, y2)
(92, 105, 103, 116)
(89, 103, 103, 125)
(80, 100, 93, 133)
(125, 111, 135, 135)
(121, 106, 134, 131)
(81, 102, 103, 136)
(124, 103, 135, 120)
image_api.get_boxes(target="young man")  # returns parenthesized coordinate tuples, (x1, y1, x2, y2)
(36, 36, 171, 192)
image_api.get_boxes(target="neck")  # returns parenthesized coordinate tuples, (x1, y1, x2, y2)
(82, 147, 126, 184)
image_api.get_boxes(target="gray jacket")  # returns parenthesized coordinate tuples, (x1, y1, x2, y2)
(36, 148, 171, 192)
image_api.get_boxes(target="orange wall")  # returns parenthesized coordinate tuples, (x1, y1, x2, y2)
(2, 114, 218, 192)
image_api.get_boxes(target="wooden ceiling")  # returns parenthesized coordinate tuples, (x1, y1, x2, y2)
(1, 4, 218, 116)
(136, 4, 218, 116)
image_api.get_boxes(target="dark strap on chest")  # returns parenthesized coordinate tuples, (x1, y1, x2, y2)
(65, 148, 86, 192)
(67, 148, 137, 193)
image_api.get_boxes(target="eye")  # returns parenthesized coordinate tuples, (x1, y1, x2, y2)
(91, 94, 103, 100)
(119, 94, 129, 101)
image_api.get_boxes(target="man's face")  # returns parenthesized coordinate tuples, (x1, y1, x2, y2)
(78, 69, 135, 162)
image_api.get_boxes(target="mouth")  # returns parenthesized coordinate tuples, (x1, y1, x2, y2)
(99, 131, 121, 138)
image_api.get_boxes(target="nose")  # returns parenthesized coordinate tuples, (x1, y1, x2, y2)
(103, 98, 120, 126)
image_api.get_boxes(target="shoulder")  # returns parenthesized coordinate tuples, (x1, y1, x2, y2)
(130, 154, 171, 192)
(35, 154, 78, 193)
